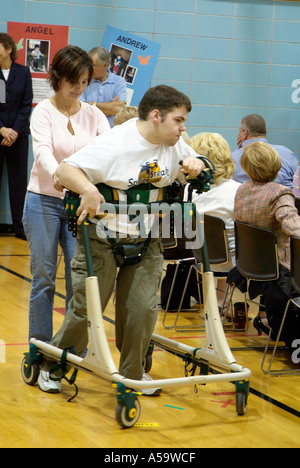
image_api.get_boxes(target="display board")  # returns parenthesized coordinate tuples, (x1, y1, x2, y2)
(7, 22, 69, 104)
(102, 26, 161, 106)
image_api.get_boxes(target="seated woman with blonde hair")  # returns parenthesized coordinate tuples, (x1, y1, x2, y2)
(188, 132, 240, 270)
(185, 132, 241, 310)
(113, 106, 138, 125)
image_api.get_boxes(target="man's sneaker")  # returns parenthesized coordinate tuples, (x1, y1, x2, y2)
(38, 370, 62, 394)
(139, 372, 161, 396)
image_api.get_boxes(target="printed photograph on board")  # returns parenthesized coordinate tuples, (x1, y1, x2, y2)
(109, 44, 132, 77)
(26, 39, 50, 74)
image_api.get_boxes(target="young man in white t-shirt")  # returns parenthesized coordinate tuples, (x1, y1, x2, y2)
(39, 85, 206, 395)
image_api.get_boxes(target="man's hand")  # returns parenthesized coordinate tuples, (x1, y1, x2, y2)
(181, 157, 205, 178)
(76, 187, 105, 225)
(56, 163, 106, 225)
(237, 134, 243, 149)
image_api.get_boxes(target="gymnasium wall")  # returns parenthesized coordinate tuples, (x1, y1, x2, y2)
(0, 0, 300, 226)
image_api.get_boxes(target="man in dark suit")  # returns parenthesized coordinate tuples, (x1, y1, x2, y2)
(0, 33, 33, 239)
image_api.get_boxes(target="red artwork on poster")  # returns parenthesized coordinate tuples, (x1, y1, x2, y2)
(7, 22, 69, 104)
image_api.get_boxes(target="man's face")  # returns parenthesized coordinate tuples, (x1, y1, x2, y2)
(237, 125, 248, 148)
(156, 106, 188, 146)
(90, 53, 109, 81)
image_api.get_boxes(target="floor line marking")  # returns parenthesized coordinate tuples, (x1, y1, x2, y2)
(1, 262, 300, 419)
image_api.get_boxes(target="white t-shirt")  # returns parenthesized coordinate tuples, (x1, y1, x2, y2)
(64, 117, 198, 235)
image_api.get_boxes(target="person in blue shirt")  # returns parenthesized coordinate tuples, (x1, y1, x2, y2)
(232, 114, 298, 188)
(79, 46, 127, 127)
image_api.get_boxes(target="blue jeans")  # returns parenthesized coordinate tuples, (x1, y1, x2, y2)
(22, 192, 76, 342)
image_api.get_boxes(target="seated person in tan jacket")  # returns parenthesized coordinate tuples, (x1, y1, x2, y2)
(231, 141, 300, 350)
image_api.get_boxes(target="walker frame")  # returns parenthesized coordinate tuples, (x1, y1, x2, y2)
(21, 171, 251, 429)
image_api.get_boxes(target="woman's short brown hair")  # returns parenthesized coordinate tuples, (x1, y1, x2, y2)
(241, 141, 281, 182)
(48, 45, 93, 92)
(0, 33, 18, 61)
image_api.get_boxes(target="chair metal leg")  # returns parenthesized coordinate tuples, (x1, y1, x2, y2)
(162, 261, 180, 329)
(261, 328, 274, 374)
(261, 299, 300, 375)
(173, 266, 194, 331)
(216, 281, 234, 327)
(219, 283, 230, 317)
(221, 283, 235, 328)
(162, 258, 198, 329)
(56, 249, 65, 280)
(174, 266, 230, 333)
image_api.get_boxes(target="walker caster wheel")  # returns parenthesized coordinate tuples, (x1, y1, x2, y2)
(21, 344, 42, 386)
(116, 399, 141, 429)
(21, 357, 40, 386)
(114, 382, 141, 429)
(143, 353, 153, 374)
(235, 379, 250, 416)
(236, 391, 248, 415)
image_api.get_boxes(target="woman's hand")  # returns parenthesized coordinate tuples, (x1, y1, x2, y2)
(1, 138, 13, 147)
(52, 173, 65, 192)
(0, 127, 18, 146)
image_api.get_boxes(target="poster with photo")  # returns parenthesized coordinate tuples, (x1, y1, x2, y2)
(7, 22, 69, 105)
(102, 26, 161, 106)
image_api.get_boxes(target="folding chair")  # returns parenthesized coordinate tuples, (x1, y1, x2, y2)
(195, 214, 231, 316)
(172, 214, 232, 332)
(261, 236, 300, 375)
(161, 227, 198, 329)
(225, 221, 280, 332)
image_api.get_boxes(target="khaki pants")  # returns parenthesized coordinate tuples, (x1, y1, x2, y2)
(47, 223, 164, 380)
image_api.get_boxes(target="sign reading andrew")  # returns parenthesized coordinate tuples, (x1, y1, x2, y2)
(102, 26, 161, 106)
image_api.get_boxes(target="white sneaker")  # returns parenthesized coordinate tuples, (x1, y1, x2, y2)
(139, 372, 161, 396)
(38, 370, 62, 394)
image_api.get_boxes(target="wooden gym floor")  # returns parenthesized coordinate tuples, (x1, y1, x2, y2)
(0, 235, 299, 448)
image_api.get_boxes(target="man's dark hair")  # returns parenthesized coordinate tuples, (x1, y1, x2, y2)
(138, 85, 192, 121)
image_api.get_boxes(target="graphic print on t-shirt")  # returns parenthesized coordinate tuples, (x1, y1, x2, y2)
(139, 160, 162, 183)
(128, 159, 170, 188)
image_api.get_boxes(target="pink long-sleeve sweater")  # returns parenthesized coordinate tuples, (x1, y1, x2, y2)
(28, 98, 111, 198)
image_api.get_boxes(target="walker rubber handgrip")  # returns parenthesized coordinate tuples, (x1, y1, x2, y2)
(179, 156, 215, 200)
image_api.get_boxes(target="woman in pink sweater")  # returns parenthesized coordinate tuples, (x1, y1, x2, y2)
(23, 46, 110, 348)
